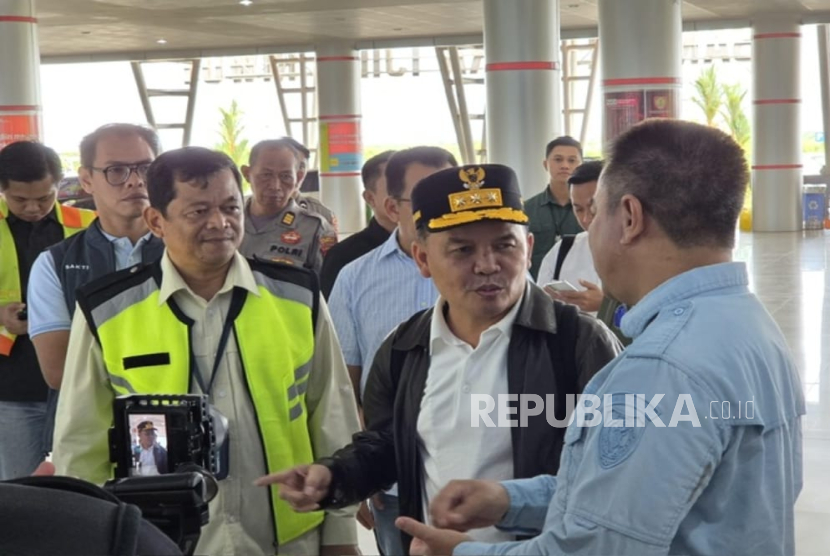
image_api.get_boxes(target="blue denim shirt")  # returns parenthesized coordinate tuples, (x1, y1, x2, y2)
(455, 262, 805, 556)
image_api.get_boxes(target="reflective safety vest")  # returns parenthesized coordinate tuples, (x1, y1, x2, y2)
(0, 198, 96, 355)
(77, 259, 324, 546)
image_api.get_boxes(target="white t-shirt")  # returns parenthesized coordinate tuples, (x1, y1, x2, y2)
(417, 294, 524, 544)
(138, 447, 159, 476)
(537, 231, 601, 289)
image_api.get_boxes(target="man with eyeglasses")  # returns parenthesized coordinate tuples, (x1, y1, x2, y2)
(27, 124, 165, 400)
(239, 139, 337, 274)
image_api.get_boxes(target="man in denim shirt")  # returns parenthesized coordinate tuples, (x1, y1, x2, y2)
(397, 119, 805, 556)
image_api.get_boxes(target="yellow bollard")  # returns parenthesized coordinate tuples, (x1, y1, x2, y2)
(739, 206, 752, 232)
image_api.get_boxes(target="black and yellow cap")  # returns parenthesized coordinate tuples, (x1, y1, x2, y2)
(412, 164, 529, 232)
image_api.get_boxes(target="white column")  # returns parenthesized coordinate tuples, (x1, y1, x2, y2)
(752, 15, 802, 232)
(599, 0, 682, 146)
(316, 43, 364, 234)
(483, 0, 560, 199)
(0, 0, 42, 149)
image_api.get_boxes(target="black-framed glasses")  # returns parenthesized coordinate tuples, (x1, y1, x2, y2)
(89, 163, 151, 186)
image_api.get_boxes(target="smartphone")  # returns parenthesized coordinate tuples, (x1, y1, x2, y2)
(16, 308, 27, 321)
(543, 280, 579, 292)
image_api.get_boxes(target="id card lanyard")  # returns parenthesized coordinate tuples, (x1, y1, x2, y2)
(191, 287, 246, 396)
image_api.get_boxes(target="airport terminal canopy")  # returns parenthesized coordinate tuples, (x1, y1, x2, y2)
(33, 0, 830, 63)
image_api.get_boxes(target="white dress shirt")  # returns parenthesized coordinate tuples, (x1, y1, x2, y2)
(417, 294, 524, 544)
(537, 231, 601, 288)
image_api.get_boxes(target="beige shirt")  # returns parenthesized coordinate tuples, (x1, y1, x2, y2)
(53, 250, 361, 555)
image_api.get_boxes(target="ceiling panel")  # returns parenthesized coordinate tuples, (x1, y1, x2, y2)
(26, 0, 830, 61)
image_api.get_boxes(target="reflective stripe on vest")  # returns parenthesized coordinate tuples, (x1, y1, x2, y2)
(0, 198, 96, 355)
(92, 269, 322, 545)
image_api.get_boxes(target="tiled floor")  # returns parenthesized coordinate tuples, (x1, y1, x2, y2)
(739, 231, 830, 555)
(357, 230, 830, 555)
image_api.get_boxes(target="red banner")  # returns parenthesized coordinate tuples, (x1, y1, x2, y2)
(0, 114, 39, 149)
(603, 89, 679, 145)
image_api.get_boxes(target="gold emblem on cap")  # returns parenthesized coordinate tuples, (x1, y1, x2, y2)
(459, 167, 486, 190)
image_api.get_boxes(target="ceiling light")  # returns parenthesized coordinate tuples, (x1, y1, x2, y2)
(240, 0, 253, 6)
(156, 38, 167, 44)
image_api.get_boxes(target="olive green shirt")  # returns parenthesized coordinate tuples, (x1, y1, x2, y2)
(525, 187, 583, 279)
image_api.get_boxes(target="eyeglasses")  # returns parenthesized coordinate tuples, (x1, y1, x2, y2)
(395, 197, 412, 203)
(89, 163, 152, 186)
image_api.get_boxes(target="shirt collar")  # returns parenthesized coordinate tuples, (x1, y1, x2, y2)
(429, 283, 526, 354)
(377, 227, 410, 260)
(620, 261, 749, 339)
(99, 226, 154, 246)
(157, 249, 259, 305)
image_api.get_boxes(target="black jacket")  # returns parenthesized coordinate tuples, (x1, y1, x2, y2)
(320, 283, 622, 552)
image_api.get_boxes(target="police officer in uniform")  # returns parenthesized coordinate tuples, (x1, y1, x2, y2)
(239, 139, 337, 273)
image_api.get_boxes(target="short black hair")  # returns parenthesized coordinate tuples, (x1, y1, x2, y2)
(0, 141, 62, 190)
(385, 147, 458, 199)
(361, 150, 395, 192)
(568, 160, 604, 187)
(280, 137, 310, 160)
(146, 147, 242, 216)
(602, 119, 748, 249)
(79, 123, 160, 168)
(248, 139, 301, 169)
(545, 136, 583, 159)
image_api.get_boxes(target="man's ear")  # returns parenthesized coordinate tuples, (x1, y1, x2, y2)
(362, 189, 375, 211)
(525, 231, 535, 270)
(385, 196, 400, 224)
(619, 194, 645, 245)
(542, 159, 549, 173)
(143, 206, 166, 239)
(411, 238, 432, 279)
(241, 165, 251, 184)
(78, 166, 94, 195)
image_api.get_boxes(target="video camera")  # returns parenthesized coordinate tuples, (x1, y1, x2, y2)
(106, 394, 229, 556)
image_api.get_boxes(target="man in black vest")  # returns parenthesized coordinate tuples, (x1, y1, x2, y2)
(28, 124, 165, 391)
(257, 164, 622, 554)
(27, 124, 166, 453)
